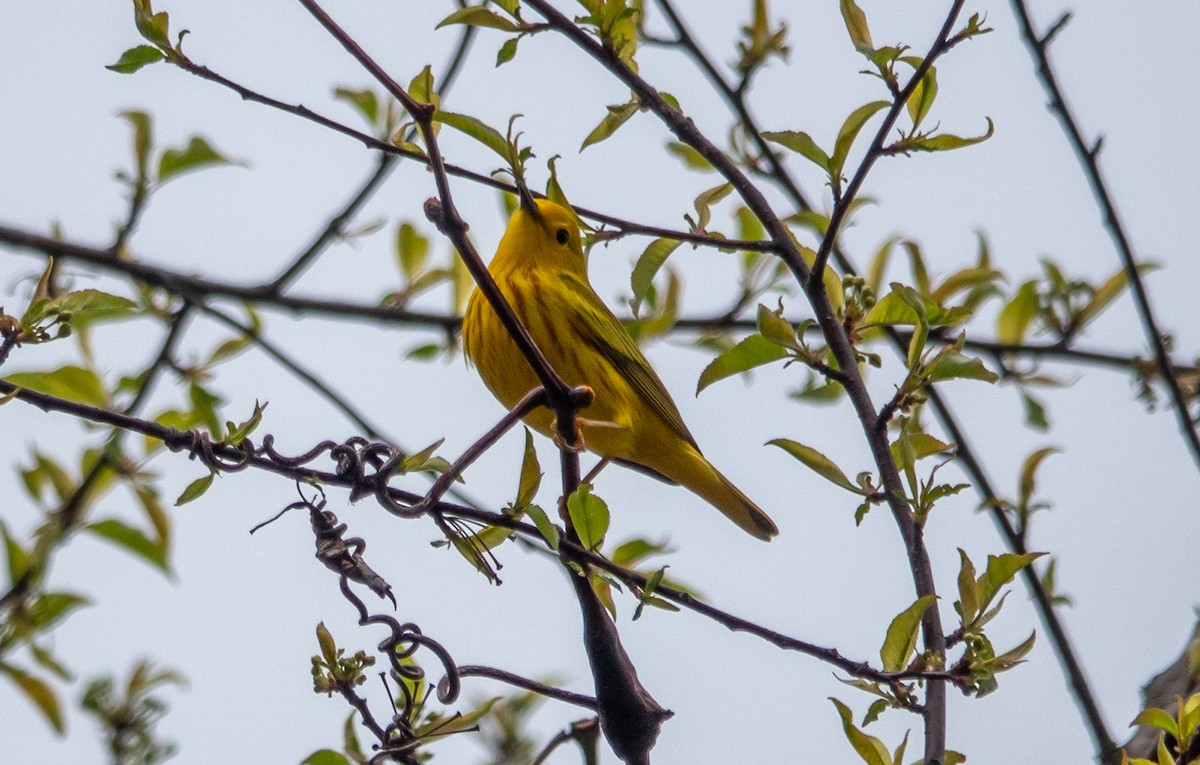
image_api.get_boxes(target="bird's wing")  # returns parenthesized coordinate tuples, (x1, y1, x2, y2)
(555, 271, 699, 450)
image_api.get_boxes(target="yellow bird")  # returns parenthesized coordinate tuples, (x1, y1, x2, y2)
(462, 196, 778, 541)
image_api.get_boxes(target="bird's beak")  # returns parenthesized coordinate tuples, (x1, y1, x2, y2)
(517, 182, 541, 221)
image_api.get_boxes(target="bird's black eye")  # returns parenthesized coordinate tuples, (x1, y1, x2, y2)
(555, 228, 569, 245)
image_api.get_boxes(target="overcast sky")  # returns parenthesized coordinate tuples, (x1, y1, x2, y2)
(2, 1, 1199, 763)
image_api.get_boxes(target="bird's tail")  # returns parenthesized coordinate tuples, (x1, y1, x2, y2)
(675, 450, 779, 541)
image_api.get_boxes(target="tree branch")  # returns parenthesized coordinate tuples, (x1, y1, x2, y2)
(1010, 0, 1200, 473)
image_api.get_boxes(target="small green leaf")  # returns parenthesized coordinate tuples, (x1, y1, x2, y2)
(42, 289, 138, 327)
(955, 549, 979, 624)
(1018, 447, 1059, 509)
(525, 505, 560, 549)
(904, 118, 995, 152)
(768, 439, 861, 493)
(395, 221, 430, 279)
(27, 592, 89, 633)
(1075, 264, 1158, 332)
(434, 110, 509, 158)
(830, 698, 890, 765)
(696, 334, 788, 394)
(992, 630, 1036, 670)
(0, 662, 64, 734)
(120, 110, 153, 180)
(610, 538, 671, 567)
(691, 182, 733, 231)
(925, 350, 999, 384)
(6, 366, 110, 408)
(881, 594, 936, 672)
(630, 238, 682, 314)
(496, 36, 520, 66)
(436, 6, 521, 32)
(832, 101, 889, 176)
(301, 750, 352, 765)
(157, 136, 236, 184)
(978, 552, 1045, 612)
(316, 621, 339, 667)
(580, 100, 639, 151)
(106, 45, 165, 74)
(756, 303, 801, 351)
(86, 519, 169, 573)
(665, 141, 713, 171)
(1130, 707, 1178, 739)
(333, 87, 380, 127)
(133, 0, 171, 48)
(839, 0, 874, 52)
(567, 484, 609, 551)
(996, 280, 1039, 344)
(175, 472, 215, 506)
(1021, 391, 1050, 432)
(904, 60, 938, 131)
(515, 428, 542, 508)
(761, 130, 830, 171)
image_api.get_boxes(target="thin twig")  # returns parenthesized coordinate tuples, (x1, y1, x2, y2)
(1010, 0, 1200, 472)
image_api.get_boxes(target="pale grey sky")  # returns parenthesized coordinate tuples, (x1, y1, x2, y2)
(2, 1, 1198, 763)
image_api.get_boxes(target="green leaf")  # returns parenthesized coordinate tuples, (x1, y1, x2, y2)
(395, 221, 430, 279)
(224, 400, 267, 447)
(839, 0, 874, 52)
(86, 519, 169, 573)
(39, 289, 138, 327)
(925, 350, 999, 384)
(630, 238, 682, 314)
(992, 630, 1037, 670)
(890, 432, 951, 472)
(978, 552, 1045, 612)
(1131, 707, 1178, 739)
(880, 594, 936, 672)
(696, 334, 788, 394)
(610, 538, 671, 567)
(316, 621, 339, 667)
(496, 36, 520, 66)
(158, 136, 237, 184)
(580, 100, 639, 151)
(1074, 263, 1158, 332)
(436, 6, 521, 32)
(762, 130, 830, 171)
(28, 592, 89, 632)
(106, 45, 165, 74)
(830, 697, 891, 765)
(6, 366, 109, 408)
(407, 65, 439, 107)
(0, 662, 64, 734)
(756, 303, 801, 351)
(1018, 447, 1059, 509)
(175, 472, 215, 506)
(333, 87, 380, 127)
(515, 428, 542, 508)
(120, 109, 153, 180)
(832, 101, 889, 176)
(768, 439, 860, 493)
(133, 0, 171, 48)
(665, 141, 713, 171)
(903, 60, 938, 131)
(434, 110, 508, 158)
(904, 119, 995, 152)
(525, 505, 560, 549)
(567, 484, 609, 551)
(996, 280, 1039, 344)
(301, 750, 351, 765)
(955, 549, 979, 624)
(1021, 391, 1050, 432)
(691, 181, 734, 231)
